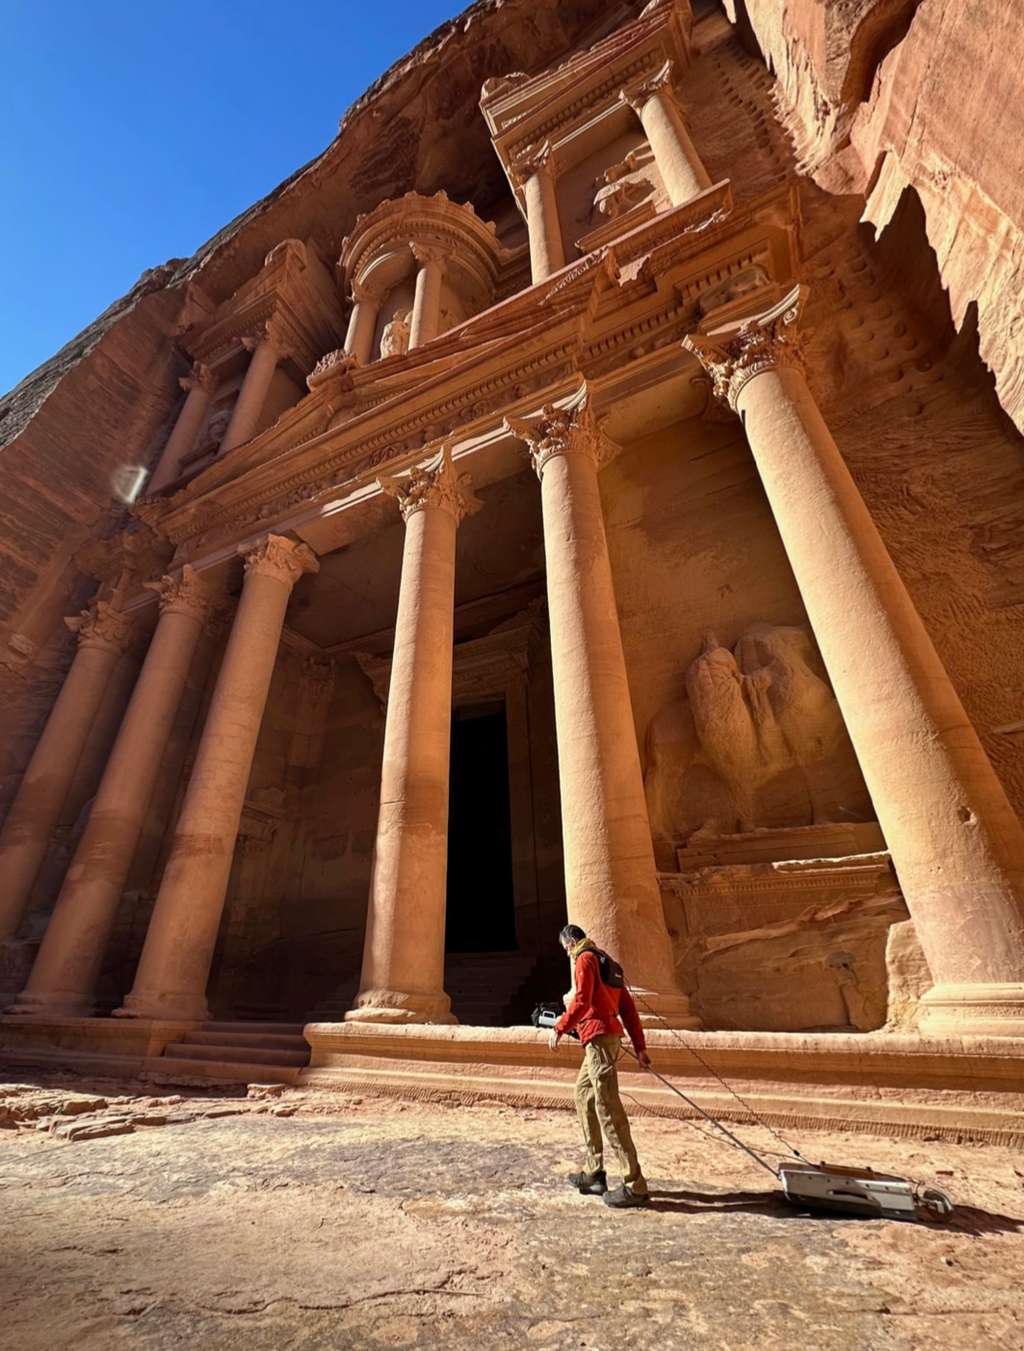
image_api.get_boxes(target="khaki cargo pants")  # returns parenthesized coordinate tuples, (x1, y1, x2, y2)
(574, 1034, 648, 1194)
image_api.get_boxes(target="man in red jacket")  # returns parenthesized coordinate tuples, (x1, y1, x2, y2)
(548, 923, 652, 1209)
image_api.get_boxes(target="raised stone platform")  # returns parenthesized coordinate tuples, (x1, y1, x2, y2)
(301, 1022, 1024, 1147)
(4, 1015, 1024, 1147)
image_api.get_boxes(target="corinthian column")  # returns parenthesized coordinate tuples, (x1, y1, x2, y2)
(115, 535, 318, 1021)
(621, 61, 710, 207)
(409, 244, 445, 349)
(344, 281, 381, 366)
(347, 447, 480, 1024)
(513, 142, 566, 283)
(8, 568, 215, 1017)
(221, 328, 283, 452)
(504, 402, 698, 1028)
(686, 287, 1024, 1037)
(149, 364, 216, 492)
(0, 601, 133, 945)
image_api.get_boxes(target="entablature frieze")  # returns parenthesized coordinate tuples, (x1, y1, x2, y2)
(137, 186, 799, 557)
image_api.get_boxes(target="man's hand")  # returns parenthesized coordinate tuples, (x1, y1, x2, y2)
(548, 1029, 562, 1052)
(636, 1050, 652, 1069)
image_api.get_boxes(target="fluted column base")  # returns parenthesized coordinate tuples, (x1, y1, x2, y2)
(916, 982, 1024, 1039)
(345, 987, 457, 1026)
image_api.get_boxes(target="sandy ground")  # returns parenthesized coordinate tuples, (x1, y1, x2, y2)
(1, 1073, 1023, 1350)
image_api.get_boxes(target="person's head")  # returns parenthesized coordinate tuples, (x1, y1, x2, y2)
(559, 923, 586, 953)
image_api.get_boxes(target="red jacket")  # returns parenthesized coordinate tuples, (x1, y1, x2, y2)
(555, 948, 647, 1052)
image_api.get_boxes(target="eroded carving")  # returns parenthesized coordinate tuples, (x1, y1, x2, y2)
(644, 623, 872, 856)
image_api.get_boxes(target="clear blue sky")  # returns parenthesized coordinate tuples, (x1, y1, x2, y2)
(0, 0, 464, 394)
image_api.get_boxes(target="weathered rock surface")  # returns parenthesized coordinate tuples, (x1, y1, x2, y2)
(735, 0, 1024, 437)
(1, 1074, 1023, 1349)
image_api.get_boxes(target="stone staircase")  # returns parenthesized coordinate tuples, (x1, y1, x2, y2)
(445, 951, 554, 1026)
(149, 1021, 311, 1086)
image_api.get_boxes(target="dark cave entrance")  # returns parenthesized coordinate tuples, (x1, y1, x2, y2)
(445, 701, 517, 955)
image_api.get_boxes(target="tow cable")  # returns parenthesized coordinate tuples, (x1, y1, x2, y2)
(533, 990, 954, 1224)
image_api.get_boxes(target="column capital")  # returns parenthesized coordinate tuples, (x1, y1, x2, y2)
(241, 322, 285, 358)
(64, 600, 134, 654)
(511, 139, 560, 187)
(179, 361, 215, 394)
(379, 445, 481, 524)
(620, 58, 677, 113)
(240, 534, 320, 586)
(683, 284, 807, 412)
(504, 397, 618, 480)
(410, 240, 447, 273)
(144, 564, 218, 620)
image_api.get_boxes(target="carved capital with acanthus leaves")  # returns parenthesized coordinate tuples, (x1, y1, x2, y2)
(144, 564, 218, 621)
(410, 241, 447, 274)
(240, 534, 320, 587)
(503, 397, 618, 481)
(241, 320, 286, 358)
(620, 59, 677, 114)
(179, 361, 216, 395)
(510, 139, 560, 187)
(379, 445, 481, 525)
(64, 600, 134, 654)
(683, 285, 807, 413)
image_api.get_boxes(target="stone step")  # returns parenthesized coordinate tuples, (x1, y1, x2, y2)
(143, 1056, 303, 1087)
(164, 1042, 309, 1068)
(202, 1020, 306, 1036)
(182, 1030, 308, 1052)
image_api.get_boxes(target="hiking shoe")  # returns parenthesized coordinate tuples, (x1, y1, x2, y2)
(603, 1185, 651, 1209)
(568, 1169, 608, 1195)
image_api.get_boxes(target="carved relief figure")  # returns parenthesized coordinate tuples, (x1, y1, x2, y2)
(591, 149, 655, 222)
(379, 308, 411, 359)
(644, 622, 871, 856)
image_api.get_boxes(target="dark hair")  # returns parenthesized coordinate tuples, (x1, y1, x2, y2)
(559, 923, 586, 947)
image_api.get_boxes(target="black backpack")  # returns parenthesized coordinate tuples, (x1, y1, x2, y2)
(593, 947, 625, 990)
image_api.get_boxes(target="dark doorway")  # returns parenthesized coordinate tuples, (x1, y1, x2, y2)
(446, 702, 517, 953)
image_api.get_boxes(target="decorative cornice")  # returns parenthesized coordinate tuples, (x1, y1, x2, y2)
(65, 600, 134, 653)
(378, 444, 481, 524)
(503, 394, 617, 480)
(144, 564, 216, 620)
(240, 533, 320, 587)
(683, 284, 806, 412)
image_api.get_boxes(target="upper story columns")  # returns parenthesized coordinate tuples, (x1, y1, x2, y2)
(149, 363, 217, 493)
(687, 288, 1024, 1037)
(511, 143, 566, 284)
(343, 280, 382, 365)
(339, 193, 505, 366)
(220, 325, 284, 453)
(620, 60, 710, 207)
